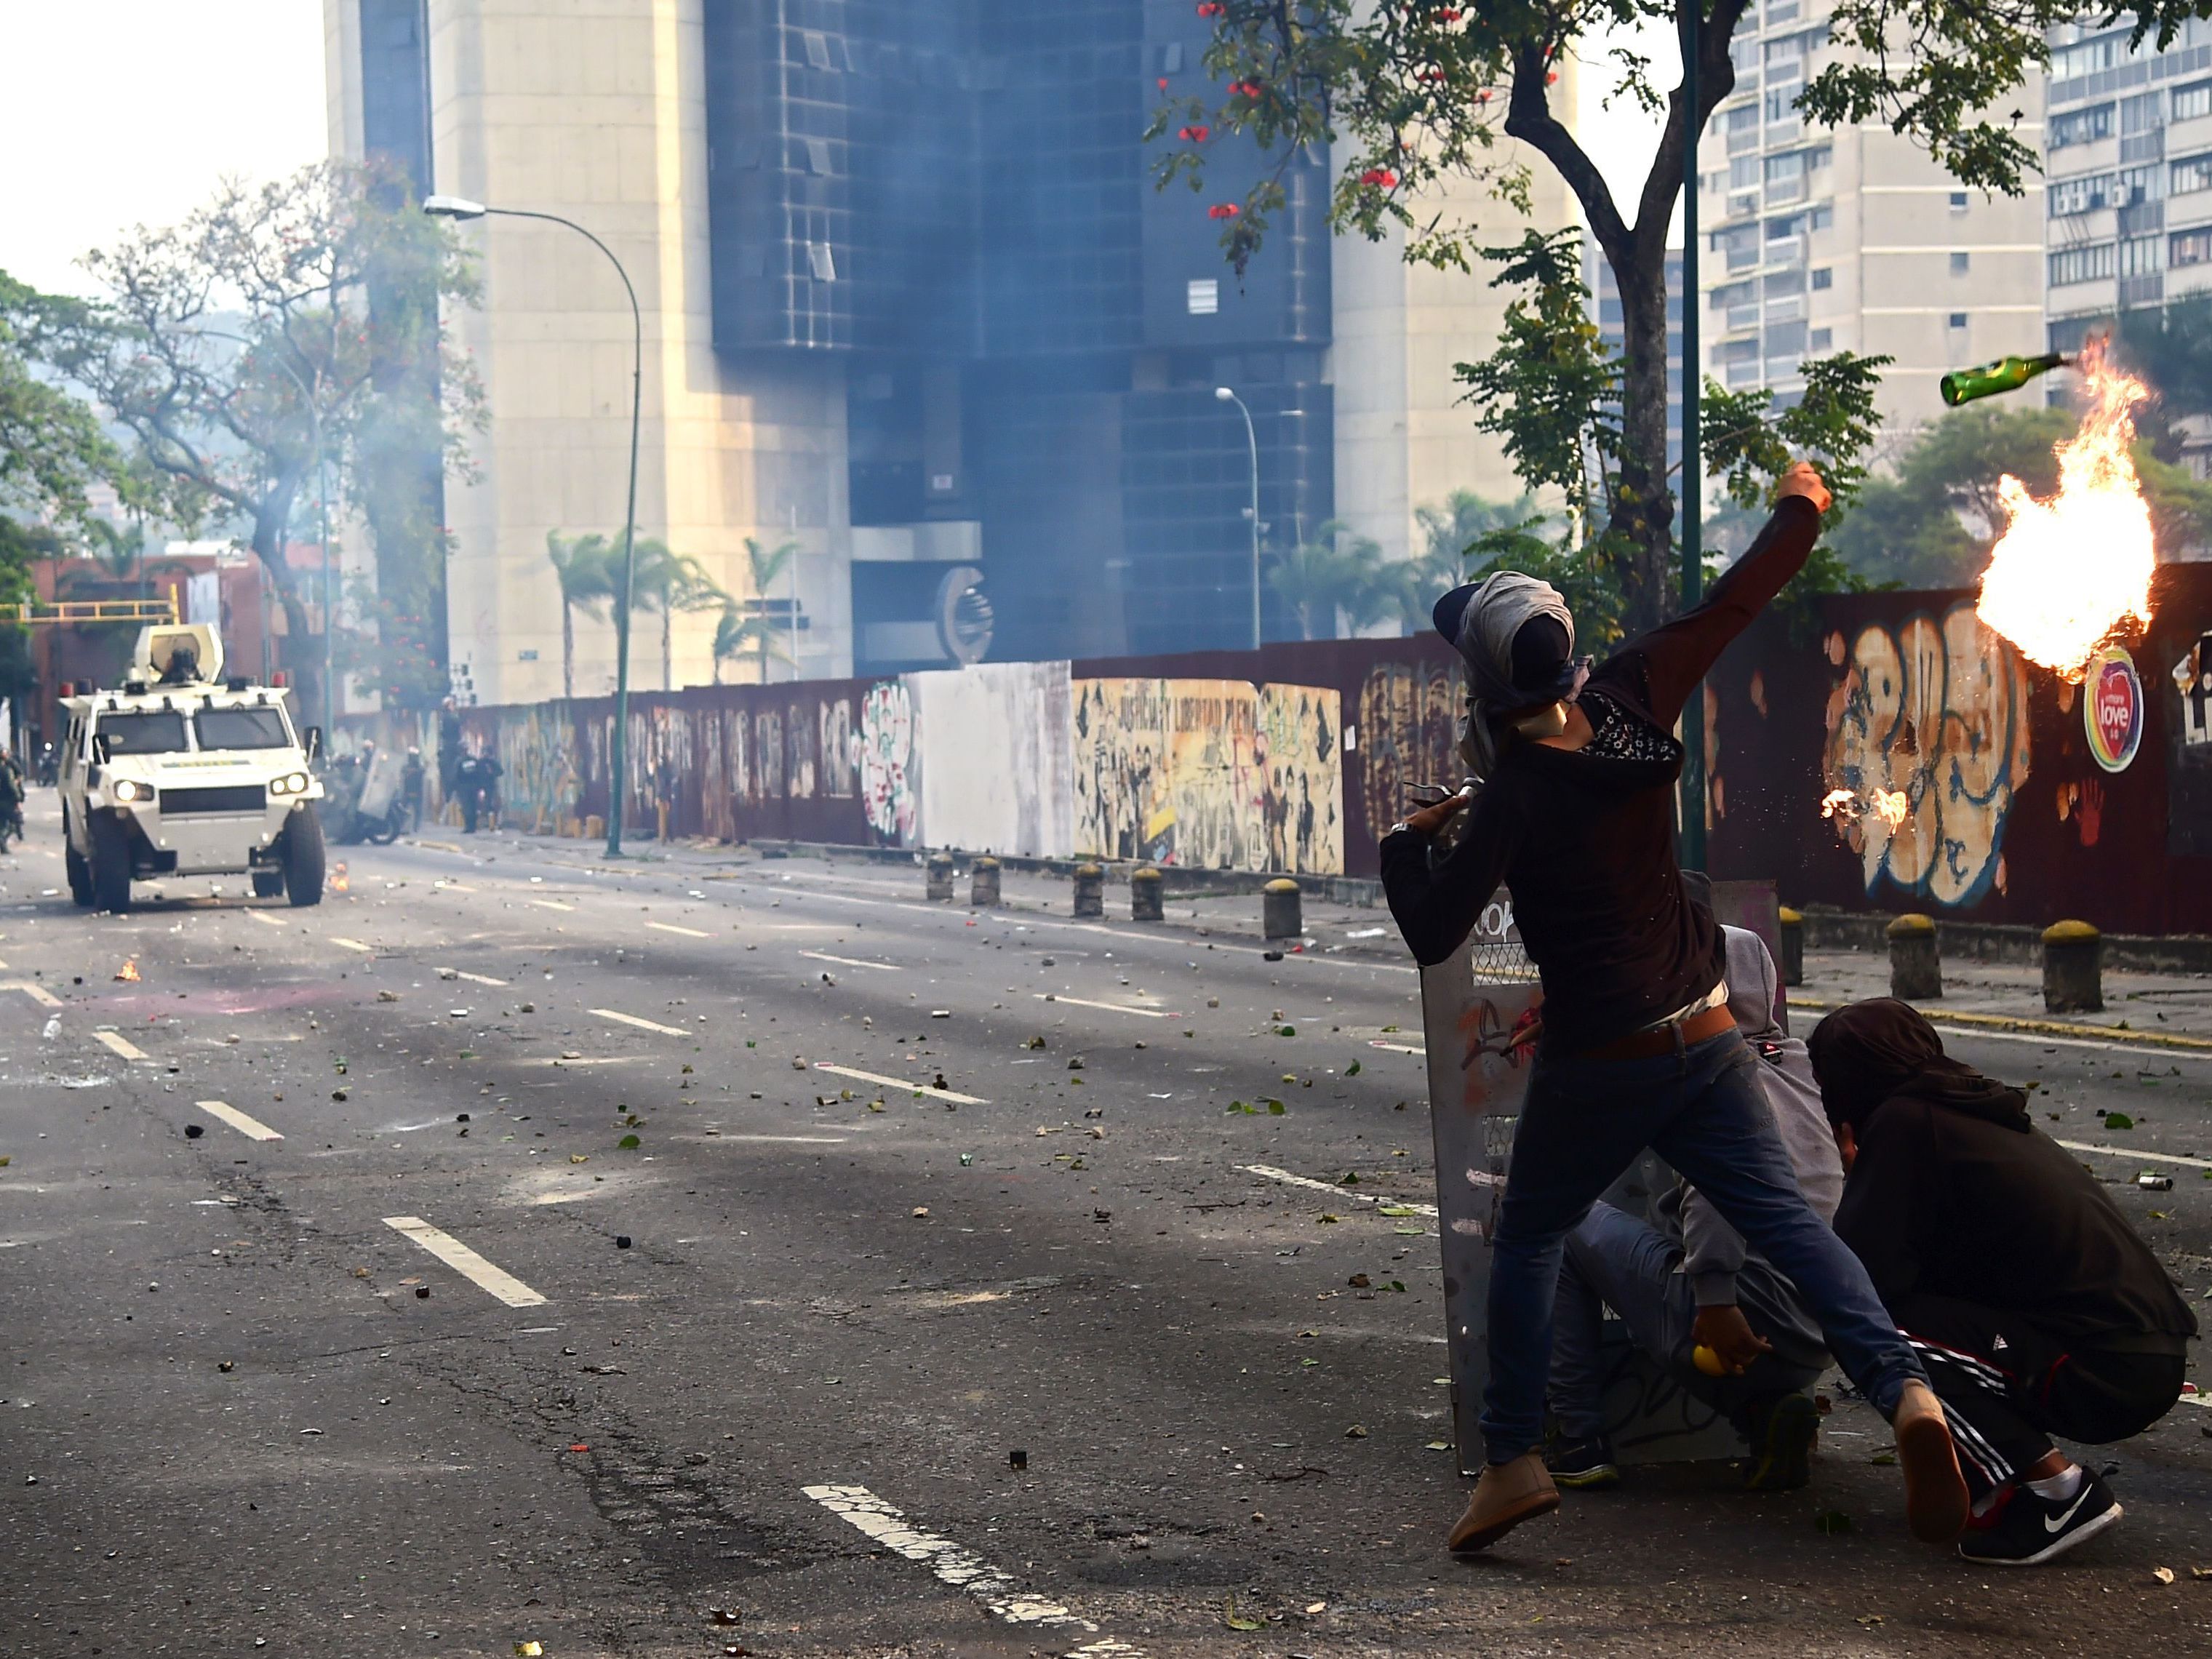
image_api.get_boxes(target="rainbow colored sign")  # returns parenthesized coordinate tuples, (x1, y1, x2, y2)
(2084, 643, 2144, 773)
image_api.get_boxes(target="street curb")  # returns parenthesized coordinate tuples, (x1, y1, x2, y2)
(1786, 995, 2212, 1052)
(1796, 905, 2212, 976)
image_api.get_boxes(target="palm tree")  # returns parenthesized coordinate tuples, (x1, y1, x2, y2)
(1269, 520, 1388, 640)
(626, 537, 728, 689)
(711, 537, 799, 684)
(546, 530, 614, 697)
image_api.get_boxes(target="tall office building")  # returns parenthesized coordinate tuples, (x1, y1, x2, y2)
(325, 1, 1573, 703)
(1693, 4, 2045, 436)
(2043, 19, 2212, 344)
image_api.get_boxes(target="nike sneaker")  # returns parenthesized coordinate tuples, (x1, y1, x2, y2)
(1543, 1432, 1619, 1490)
(1956, 1471, 2123, 1566)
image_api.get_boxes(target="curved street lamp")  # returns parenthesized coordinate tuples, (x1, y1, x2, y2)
(423, 193, 643, 858)
(1214, 385, 1261, 650)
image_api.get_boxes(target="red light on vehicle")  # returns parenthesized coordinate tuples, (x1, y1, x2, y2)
(271, 671, 290, 687)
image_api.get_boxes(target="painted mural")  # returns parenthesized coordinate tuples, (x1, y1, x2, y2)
(819, 697, 857, 798)
(1355, 660, 1464, 844)
(859, 679, 915, 842)
(1821, 603, 2032, 907)
(1071, 677, 1343, 874)
(496, 701, 584, 832)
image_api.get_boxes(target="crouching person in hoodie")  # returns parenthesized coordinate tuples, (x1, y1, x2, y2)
(1545, 927, 1841, 1493)
(1808, 999, 2199, 1567)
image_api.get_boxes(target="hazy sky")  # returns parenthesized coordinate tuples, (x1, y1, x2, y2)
(0, 7, 1667, 300)
(0, 1, 329, 297)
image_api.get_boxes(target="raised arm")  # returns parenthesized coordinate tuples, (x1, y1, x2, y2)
(1635, 466, 1829, 727)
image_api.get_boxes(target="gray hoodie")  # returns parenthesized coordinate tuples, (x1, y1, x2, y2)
(1676, 926, 1847, 1310)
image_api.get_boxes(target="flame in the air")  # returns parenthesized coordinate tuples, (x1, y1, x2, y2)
(1975, 337, 2155, 682)
(1821, 788, 1908, 828)
(330, 860, 350, 895)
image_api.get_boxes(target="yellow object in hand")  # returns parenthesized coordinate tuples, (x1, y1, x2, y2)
(1692, 1343, 1728, 1378)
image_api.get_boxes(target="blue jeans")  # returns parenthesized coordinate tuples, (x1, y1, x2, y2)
(1550, 1200, 1827, 1441)
(1480, 1026, 1925, 1463)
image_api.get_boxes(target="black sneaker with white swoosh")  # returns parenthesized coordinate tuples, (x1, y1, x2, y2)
(1955, 1470, 2123, 1566)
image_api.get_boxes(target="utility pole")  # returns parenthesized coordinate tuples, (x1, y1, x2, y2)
(1677, 1, 1707, 872)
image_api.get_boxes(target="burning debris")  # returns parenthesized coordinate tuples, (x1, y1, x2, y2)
(1976, 337, 2155, 682)
(1821, 788, 1909, 830)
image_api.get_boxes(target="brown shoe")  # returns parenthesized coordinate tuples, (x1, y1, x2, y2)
(1892, 1380, 1971, 1544)
(1445, 1451, 1560, 1553)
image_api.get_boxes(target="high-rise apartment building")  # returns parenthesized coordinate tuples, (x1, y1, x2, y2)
(324, 1, 1573, 705)
(1693, 4, 2044, 435)
(2042, 19, 2212, 346)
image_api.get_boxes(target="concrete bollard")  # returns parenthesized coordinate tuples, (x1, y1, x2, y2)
(584, 814, 605, 842)
(1130, 866, 1164, 922)
(2042, 919, 2104, 1013)
(925, 852, 956, 901)
(1263, 877, 1303, 940)
(1886, 913, 1941, 1000)
(1777, 906, 1805, 987)
(970, 856, 1002, 908)
(1072, 863, 1104, 918)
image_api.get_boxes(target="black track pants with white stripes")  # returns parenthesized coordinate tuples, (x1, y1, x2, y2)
(1890, 1292, 2185, 1498)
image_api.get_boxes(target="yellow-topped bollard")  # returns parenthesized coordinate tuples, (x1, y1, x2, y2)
(1263, 877, 1303, 940)
(1886, 913, 1941, 1000)
(2042, 919, 2103, 1014)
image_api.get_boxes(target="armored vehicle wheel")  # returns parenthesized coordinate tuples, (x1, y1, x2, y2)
(65, 838, 93, 908)
(89, 813, 132, 914)
(282, 806, 326, 907)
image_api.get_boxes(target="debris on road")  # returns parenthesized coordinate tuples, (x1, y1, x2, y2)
(184, 1124, 204, 1139)
(1008, 1449, 1028, 1469)
(114, 959, 140, 982)
(615, 1235, 633, 1250)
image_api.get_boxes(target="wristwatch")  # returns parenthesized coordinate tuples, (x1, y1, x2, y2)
(1387, 819, 1421, 838)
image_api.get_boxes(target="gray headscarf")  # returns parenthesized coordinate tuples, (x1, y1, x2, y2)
(1449, 572, 1584, 777)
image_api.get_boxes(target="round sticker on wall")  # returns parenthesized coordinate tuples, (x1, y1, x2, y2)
(2084, 644, 2144, 772)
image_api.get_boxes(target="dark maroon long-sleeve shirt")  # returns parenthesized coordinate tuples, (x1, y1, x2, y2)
(1379, 495, 1820, 1054)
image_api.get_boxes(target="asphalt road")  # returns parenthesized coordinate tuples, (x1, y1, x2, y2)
(3, 793, 2208, 1658)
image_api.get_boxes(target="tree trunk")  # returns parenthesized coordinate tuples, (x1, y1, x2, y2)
(247, 472, 322, 727)
(1504, 4, 1744, 635)
(662, 610, 672, 691)
(562, 599, 575, 699)
(1612, 238, 1677, 632)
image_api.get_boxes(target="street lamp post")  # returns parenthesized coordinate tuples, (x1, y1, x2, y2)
(1214, 386, 1261, 650)
(423, 193, 643, 858)
(186, 327, 330, 734)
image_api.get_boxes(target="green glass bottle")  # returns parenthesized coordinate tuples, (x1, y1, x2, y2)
(1939, 351, 2071, 407)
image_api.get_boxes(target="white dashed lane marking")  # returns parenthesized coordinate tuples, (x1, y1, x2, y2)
(588, 1008, 688, 1037)
(2058, 1140, 2212, 1171)
(529, 898, 575, 913)
(91, 1029, 151, 1062)
(798, 951, 901, 972)
(329, 937, 375, 954)
(645, 921, 710, 938)
(1, 981, 63, 1008)
(382, 1215, 548, 1307)
(244, 910, 284, 928)
(1237, 1162, 1439, 1218)
(808, 1062, 986, 1106)
(196, 1099, 283, 1141)
(1034, 993, 1175, 1018)
(801, 1483, 1141, 1652)
(440, 968, 508, 986)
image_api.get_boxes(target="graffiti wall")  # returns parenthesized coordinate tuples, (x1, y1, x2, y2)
(1069, 676, 1342, 873)
(340, 562, 2212, 931)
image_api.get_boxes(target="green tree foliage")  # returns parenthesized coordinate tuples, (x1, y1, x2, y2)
(711, 538, 798, 684)
(546, 531, 616, 698)
(1453, 231, 1886, 643)
(39, 161, 482, 721)
(0, 272, 127, 531)
(1150, 1, 2194, 633)
(624, 538, 727, 690)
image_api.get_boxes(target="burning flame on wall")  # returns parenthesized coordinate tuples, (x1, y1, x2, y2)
(1975, 337, 2155, 682)
(1821, 787, 1909, 829)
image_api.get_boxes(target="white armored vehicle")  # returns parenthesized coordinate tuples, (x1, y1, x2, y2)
(58, 624, 327, 913)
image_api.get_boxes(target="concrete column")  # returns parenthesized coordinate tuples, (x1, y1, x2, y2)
(925, 852, 955, 901)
